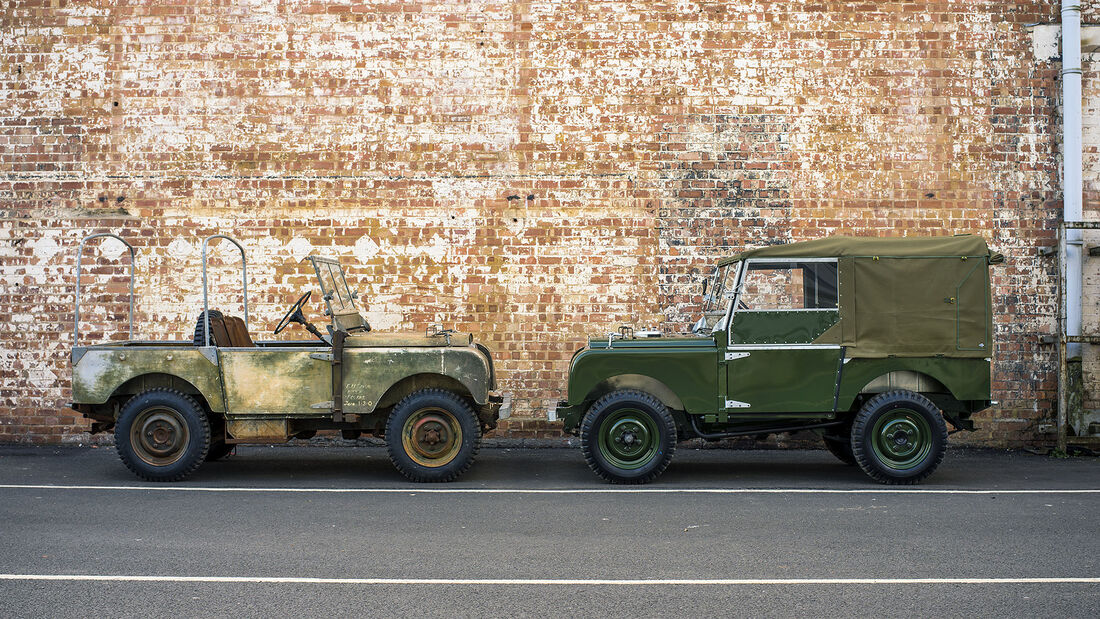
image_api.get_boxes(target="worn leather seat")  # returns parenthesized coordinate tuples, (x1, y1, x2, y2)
(193, 310, 255, 347)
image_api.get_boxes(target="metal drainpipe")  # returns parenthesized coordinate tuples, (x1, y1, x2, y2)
(1064, 0, 1083, 357)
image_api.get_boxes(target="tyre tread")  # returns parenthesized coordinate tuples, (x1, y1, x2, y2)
(850, 390, 947, 485)
(385, 388, 480, 483)
(115, 388, 210, 482)
(579, 389, 677, 484)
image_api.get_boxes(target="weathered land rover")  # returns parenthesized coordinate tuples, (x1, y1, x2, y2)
(557, 236, 1002, 484)
(71, 234, 500, 482)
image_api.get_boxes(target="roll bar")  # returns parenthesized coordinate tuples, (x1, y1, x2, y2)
(74, 233, 136, 346)
(201, 235, 249, 347)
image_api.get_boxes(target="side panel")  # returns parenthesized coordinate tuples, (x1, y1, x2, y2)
(219, 348, 332, 416)
(725, 348, 842, 413)
(342, 347, 491, 414)
(567, 343, 719, 414)
(836, 357, 992, 411)
(71, 347, 226, 412)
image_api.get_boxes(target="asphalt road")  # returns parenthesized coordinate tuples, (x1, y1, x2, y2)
(0, 445, 1097, 617)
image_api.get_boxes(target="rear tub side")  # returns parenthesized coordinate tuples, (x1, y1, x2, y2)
(71, 345, 226, 414)
(558, 338, 718, 432)
(835, 356, 993, 421)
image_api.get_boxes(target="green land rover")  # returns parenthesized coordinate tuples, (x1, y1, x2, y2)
(70, 234, 501, 483)
(557, 235, 1002, 484)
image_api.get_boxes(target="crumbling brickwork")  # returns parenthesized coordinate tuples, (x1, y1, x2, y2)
(0, 1, 1073, 445)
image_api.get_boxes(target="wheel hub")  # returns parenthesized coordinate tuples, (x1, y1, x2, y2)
(598, 410, 659, 470)
(871, 409, 931, 470)
(401, 408, 462, 468)
(131, 408, 190, 466)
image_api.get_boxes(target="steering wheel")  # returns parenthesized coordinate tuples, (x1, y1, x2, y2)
(274, 291, 312, 335)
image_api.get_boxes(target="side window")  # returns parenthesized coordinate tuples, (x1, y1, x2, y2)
(739, 261, 837, 310)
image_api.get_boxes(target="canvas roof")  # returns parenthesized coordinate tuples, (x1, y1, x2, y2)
(717, 235, 997, 266)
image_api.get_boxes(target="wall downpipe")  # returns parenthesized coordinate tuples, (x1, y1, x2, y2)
(1063, 0, 1083, 358)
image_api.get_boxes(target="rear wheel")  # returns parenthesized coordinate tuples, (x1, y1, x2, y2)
(115, 389, 210, 482)
(580, 390, 676, 484)
(386, 389, 480, 483)
(851, 390, 947, 484)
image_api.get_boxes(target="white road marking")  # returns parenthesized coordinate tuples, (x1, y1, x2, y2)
(0, 574, 1096, 586)
(0, 484, 1098, 495)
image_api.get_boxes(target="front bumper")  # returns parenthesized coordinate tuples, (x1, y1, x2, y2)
(478, 394, 505, 431)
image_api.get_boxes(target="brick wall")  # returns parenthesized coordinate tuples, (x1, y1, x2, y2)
(0, 1, 1069, 445)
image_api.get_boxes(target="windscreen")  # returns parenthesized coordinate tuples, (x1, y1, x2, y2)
(309, 257, 357, 313)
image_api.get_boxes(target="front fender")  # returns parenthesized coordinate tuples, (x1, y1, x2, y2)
(566, 342, 717, 414)
(343, 346, 492, 414)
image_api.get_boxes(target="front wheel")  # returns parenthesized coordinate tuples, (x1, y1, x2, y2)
(115, 389, 211, 482)
(580, 390, 676, 484)
(385, 389, 480, 482)
(851, 390, 947, 484)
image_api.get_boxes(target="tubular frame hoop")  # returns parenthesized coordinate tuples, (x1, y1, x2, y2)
(74, 233, 137, 346)
(201, 235, 249, 347)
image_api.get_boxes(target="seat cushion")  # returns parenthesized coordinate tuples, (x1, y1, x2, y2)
(223, 316, 256, 347)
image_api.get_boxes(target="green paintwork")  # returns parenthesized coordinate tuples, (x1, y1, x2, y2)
(726, 348, 842, 413)
(597, 407, 661, 469)
(562, 235, 996, 438)
(870, 408, 932, 470)
(565, 338, 717, 416)
(729, 310, 839, 345)
(70, 254, 499, 442)
(220, 348, 332, 416)
(342, 345, 492, 413)
(835, 357, 991, 411)
(71, 345, 227, 412)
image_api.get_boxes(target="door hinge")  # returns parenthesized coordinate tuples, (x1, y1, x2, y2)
(724, 399, 750, 409)
(309, 352, 334, 362)
(724, 352, 750, 361)
(310, 400, 334, 410)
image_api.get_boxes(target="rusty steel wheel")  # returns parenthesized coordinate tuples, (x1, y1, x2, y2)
(401, 407, 463, 468)
(115, 389, 210, 482)
(130, 407, 191, 467)
(386, 389, 479, 483)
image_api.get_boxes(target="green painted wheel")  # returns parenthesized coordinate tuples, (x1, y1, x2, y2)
(870, 408, 932, 470)
(580, 389, 677, 484)
(851, 389, 947, 485)
(597, 408, 660, 470)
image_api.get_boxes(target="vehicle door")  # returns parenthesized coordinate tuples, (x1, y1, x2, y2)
(219, 345, 333, 416)
(723, 259, 843, 413)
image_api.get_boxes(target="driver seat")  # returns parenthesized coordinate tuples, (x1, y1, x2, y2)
(193, 310, 256, 347)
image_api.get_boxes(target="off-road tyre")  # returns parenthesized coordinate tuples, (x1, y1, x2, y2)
(115, 388, 210, 482)
(822, 431, 857, 466)
(851, 390, 947, 485)
(580, 389, 676, 484)
(192, 309, 223, 346)
(386, 389, 480, 483)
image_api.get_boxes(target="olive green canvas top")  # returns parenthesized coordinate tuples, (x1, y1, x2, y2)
(719, 234, 999, 265)
(720, 235, 1001, 359)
